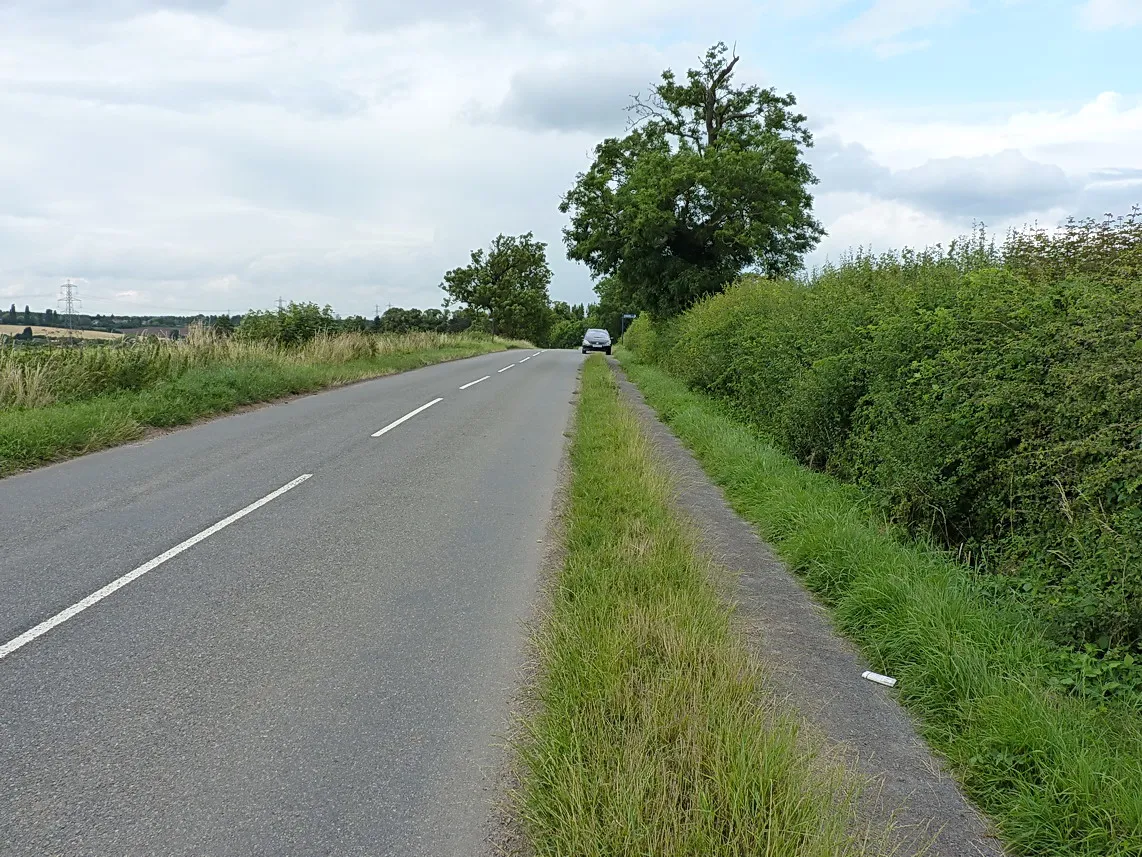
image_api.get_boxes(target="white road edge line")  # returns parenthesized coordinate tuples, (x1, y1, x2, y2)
(0, 474, 314, 662)
(372, 397, 444, 437)
(498, 364, 515, 373)
(459, 375, 491, 390)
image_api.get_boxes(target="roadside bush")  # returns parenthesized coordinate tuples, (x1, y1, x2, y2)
(619, 314, 655, 357)
(545, 318, 587, 349)
(627, 211, 1142, 703)
(236, 302, 338, 344)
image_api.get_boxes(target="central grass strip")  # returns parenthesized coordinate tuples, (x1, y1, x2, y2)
(617, 351, 1142, 857)
(518, 356, 888, 857)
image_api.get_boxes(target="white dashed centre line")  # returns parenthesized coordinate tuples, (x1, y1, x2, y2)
(0, 473, 314, 663)
(498, 364, 515, 373)
(519, 356, 531, 362)
(459, 375, 490, 390)
(372, 398, 444, 437)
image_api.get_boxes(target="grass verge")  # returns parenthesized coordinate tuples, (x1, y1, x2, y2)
(617, 350, 1142, 857)
(0, 340, 512, 477)
(517, 355, 890, 857)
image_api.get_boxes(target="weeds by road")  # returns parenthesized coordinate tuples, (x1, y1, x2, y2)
(618, 351, 1142, 856)
(517, 355, 890, 857)
(0, 329, 524, 476)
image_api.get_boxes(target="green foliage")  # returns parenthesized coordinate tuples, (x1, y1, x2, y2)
(519, 356, 885, 857)
(540, 279, 637, 347)
(546, 318, 587, 349)
(586, 275, 631, 339)
(212, 314, 235, 337)
(561, 43, 822, 318)
(627, 213, 1142, 704)
(619, 355, 1142, 855)
(619, 313, 657, 358)
(441, 232, 553, 343)
(237, 301, 338, 344)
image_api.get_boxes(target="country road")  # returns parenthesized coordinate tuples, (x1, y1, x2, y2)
(0, 348, 580, 857)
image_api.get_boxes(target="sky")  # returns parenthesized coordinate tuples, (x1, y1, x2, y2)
(0, 0, 1140, 318)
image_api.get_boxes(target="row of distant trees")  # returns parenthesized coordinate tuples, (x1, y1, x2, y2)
(2, 304, 218, 332)
(3, 305, 68, 327)
(227, 303, 487, 344)
(2, 302, 493, 341)
(5, 288, 630, 349)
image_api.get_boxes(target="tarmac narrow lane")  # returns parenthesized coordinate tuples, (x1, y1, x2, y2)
(0, 348, 579, 856)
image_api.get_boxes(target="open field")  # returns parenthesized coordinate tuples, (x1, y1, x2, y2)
(618, 350, 1142, 856)
(0, 324, 122, 340)
(516, 356, 890, 857)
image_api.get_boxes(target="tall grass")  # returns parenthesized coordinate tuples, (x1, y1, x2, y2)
(0, 327, 524, 475)
(618, 353, 1142, 857)
(518, 356, 893, 857)
(0, 327, 520, 409)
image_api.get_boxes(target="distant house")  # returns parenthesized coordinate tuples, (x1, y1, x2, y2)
(116, 326, 190, 340)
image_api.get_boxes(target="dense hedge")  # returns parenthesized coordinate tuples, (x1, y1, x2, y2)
(626, 213, 1142, 703)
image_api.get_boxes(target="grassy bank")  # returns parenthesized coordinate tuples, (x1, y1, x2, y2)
(517, 356, 889, 857)
(0, 330, 522, 476)
(617, 352, 1142, 856)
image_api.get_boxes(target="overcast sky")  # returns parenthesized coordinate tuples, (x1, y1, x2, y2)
(1, 0, 1140, 317)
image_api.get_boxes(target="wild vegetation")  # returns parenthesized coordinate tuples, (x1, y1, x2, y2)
(616, 353, 1142, 856)
(0, 323, 524, 475)
(519, 357, 891, 857)
(625, 211, 1142, 709)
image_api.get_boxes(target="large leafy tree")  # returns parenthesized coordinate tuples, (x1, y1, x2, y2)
(441, 232, 553, 342)
(561, 43, 823, 317)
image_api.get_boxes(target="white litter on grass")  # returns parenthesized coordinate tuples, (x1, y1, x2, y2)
(862, 670, 898, 688)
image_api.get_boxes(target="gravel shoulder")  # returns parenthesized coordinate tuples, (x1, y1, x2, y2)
(610, 360, 1006, 857)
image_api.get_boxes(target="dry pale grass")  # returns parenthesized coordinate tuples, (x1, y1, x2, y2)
(0, 324, 122, 340)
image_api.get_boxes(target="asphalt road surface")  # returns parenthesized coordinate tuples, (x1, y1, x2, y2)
(0, 348, 580, 857)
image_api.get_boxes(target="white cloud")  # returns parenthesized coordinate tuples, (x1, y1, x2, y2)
(821, 92, 1142, 171)
(806, 91, 1142, 260)
(872, 39, 931, 57)
(487, 46, 668, 134)
(809, 194, 956, 265)
(1078, 0, 1142, 30)
(837, 0, 970, 49)
(890, 150, 1074, 217)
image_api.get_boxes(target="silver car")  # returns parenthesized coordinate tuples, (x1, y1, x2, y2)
(581, 328, 612, 355)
